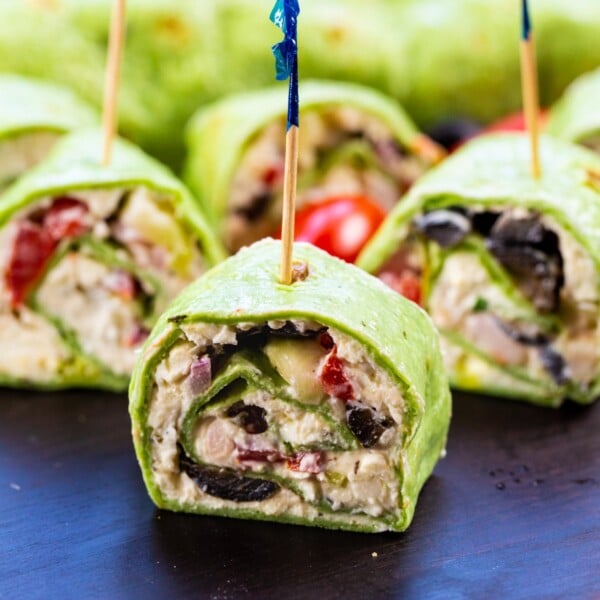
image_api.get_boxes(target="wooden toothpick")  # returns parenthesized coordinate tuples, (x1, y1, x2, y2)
(520, 0, 541, 179)
(279, 124, 299, 285)
(270, 0, 301, 284)
(101, 0, 126, 166)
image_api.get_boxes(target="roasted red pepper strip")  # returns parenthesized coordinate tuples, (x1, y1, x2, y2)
(236, 445, 325, 475)
(235, 447, 285, 464)
(286, 452, 324, 474)
(44, 197, 89, 240)
(5, 222, 56, 307)
(5, 197, 90, 307)
(261, 163, 283, 186)
(320, 348, 354, 401)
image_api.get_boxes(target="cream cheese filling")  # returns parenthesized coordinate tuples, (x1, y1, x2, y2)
(147, 320, 405, 523)
(36, 252, 143, 376)
(0, 224, 73, 382)
(429, 217, 599, 387)
(0, 186, 205, 381)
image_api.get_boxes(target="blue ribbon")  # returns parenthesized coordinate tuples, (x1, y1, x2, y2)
(522, 0, 531, 40)
(270, 0, 300, 129)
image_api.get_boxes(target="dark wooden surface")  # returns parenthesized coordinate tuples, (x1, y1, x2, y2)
(0, 389, 598, 600)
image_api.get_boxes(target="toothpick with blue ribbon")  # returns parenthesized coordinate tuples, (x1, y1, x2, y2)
(270, 0, 300, 284)
(520, 0, 541, 178)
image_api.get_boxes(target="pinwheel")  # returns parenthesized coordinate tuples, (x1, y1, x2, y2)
(184, 81, 441, 252)
(0, 130, 224, 389)
(129, 240, 451, 531)
(358, 134, 600, 406)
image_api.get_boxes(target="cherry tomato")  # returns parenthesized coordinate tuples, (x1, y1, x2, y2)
(447, 110, 550, 152)
(290, 195, 386, 263)
(483, 109, 549, 134)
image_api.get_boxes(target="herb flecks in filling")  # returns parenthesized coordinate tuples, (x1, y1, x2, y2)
(396, 205, 598, 391)
(150, 321, 402, 517)
(0, 187, 205, 380)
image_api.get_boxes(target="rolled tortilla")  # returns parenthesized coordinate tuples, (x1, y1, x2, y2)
(547, 68, 600, 152)
(5, 0, 600, 168)
(0, 75, 97, 191)
(0, 128, 225, 390)
(358, 134, 600, 407)
(129, 239, 450, 532)
(184, 80, 442, 252)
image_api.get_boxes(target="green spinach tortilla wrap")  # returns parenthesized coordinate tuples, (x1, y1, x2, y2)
(184, 80, 442, 252)
(4, 0, 600, 168)
(129, 239, 450, 532)
(0, 128, 224, 390)
(547, 68, 600, 151)
(358, 134, 600, 407)
(0, 75, 97, 191)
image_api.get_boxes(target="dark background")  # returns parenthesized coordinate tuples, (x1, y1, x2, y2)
(1, 390, 598, 599)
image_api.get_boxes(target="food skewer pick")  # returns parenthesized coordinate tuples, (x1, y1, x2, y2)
(520, 0, 542, 179)
(101, 0, 127, 166)
(270, 0, 300, 285)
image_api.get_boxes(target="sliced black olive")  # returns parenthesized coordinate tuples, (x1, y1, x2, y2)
(106, 190, 130, 224)
(538, 345, 571, 386)
(424, 118, 482, 151)
(269, 322, 327, 338)
(493, 318, 549, 346)
(205, 322, 326, 374)
(179, 450, 279, 502)
(414, 209, 472, 248)
(488, 214, 561, 253)
(236, 322, 325, 347)
(471, 210, 500, 236)
(486, 240, 563, 313)
(234, 192, 271, 222)
(486, 214, 564, 313)
(226, 401, 268, 434)
(492, 319, 571, 385)
(346, 403, 393, 448)
(347, 129, 366, 140)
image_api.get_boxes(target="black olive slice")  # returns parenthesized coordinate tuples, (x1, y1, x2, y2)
(179, 450, 279, 502)
(492, 318, 549, 347)
(538, 345, 571, 386)
(491, 318, 571, 385)
(471, 210, 500, 236)
(234, 192, 271, 222)
(486, 240, 563, 313)
(424, 118, 482, 150)
(486, 214, 564, 313)
(267, 322, 327, 338)
(226, 401, 268, 434)
(235, 322, 325, 347)
(204, 322, 327, 375)
(346, 403, 393, 448)
(488, 214, 561, 253)
(414, 209, 472, 248)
